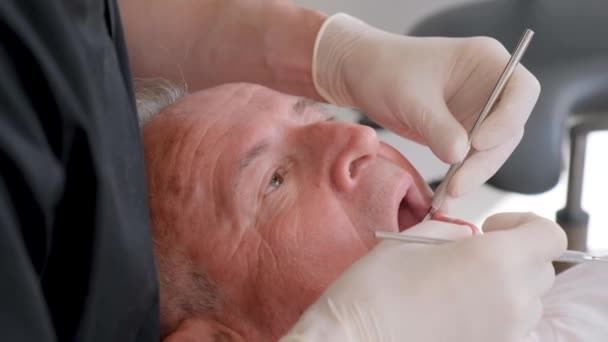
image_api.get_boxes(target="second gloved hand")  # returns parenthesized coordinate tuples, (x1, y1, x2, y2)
(313, 13, 541, 198)
(280, 213, 566, 342)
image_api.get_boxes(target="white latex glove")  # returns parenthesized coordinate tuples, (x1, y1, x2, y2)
(313, 13, 541, 198)
(526, 261, 608, 342)
(280, 213, 566, 342)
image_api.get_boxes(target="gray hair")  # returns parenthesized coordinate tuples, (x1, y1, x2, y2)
(134, 78, 222, 334)
(134, 78, 187, 126)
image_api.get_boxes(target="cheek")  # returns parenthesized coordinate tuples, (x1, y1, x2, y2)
(265, 191, 370, 292)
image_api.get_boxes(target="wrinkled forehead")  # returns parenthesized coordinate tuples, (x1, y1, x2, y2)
(144, 82, 325, 165)
(173, 83, 297, 129)
(141, 83, 299, 188)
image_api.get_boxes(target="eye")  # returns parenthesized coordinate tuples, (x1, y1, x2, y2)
(265, 171, 284, 194)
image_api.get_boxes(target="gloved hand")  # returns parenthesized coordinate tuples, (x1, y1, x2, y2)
(313, 13, 541, 198)
(280, 213, 566, 342)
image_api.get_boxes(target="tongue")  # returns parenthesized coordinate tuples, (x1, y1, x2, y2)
(430, 213, 482, 235)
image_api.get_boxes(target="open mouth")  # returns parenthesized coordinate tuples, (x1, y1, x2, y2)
(395, 179, 480, 233)
(396, 178, 431, 232)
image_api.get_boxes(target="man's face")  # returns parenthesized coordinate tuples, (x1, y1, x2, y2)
(143, 84, 433, 340)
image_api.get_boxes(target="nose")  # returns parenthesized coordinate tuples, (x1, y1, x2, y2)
(313, 122, 379, 192)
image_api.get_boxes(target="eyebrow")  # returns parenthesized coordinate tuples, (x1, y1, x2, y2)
(292, 97, 316, 116)
(232, 97, 320, 191)
(233, 140, 270, 190)
(293, 97, 334, 121)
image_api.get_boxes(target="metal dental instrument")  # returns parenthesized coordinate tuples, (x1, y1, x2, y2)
(423, 29, 535, 222)
(375, 231, 608, 264)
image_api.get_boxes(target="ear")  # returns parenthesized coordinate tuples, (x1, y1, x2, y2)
(163, 317, 246, 342)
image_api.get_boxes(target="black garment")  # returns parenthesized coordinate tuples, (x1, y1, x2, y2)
(0, 0, 159, 341)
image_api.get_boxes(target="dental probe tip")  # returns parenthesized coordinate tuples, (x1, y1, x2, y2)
(429, 201, 442, 216)
(422, 209, 434, 222)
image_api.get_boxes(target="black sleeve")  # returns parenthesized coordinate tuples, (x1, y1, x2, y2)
(1, 0, 161, 340)
(0, 6, 64, 341)
(0, 183, 56, 341)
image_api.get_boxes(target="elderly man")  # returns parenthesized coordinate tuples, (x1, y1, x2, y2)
(139, 81, 608, 342)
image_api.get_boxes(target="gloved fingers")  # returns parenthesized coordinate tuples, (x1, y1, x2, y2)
(401, 219, 474, 241)
(447, 131, 523, 197)
(482, 212, 542, 232)
(482, 212, 568, 263)
(415, 96, 469, 165)
(472, 64, 540, 151)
